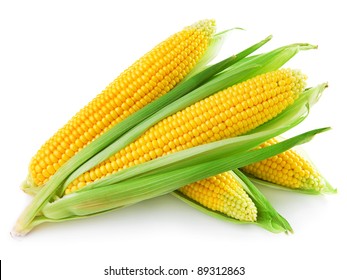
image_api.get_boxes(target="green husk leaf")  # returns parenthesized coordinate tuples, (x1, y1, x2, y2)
(72, 128, 288, 192)
(224, 43, 317, 77)
(233, 169, 292, 232)
(39, 128, 329, 228)
(244, 175, 336, 195)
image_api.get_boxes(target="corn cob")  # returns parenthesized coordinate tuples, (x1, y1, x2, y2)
(28, 19, 215, 187)
(241, 137, 329, 192)
(66, 68, 307, 197)
(178, 172, 258, 222)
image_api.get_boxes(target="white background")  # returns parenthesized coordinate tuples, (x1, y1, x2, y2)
(1, 0, 346, 279)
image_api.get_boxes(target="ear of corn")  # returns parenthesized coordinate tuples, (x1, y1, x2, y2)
(178, 172, 258, 222)
(173, 169, 293, 232)
(181, 28, 235, 81)
(64, 68, 307, 194)
(241, 137, 336, 194)
(27, 19, 216, 188)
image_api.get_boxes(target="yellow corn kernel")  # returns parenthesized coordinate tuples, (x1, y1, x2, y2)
(179, 172, 257, 222)
(241, 138, 325, 191)
(66, 68, 307, 193)
(28, 19, 216, 186)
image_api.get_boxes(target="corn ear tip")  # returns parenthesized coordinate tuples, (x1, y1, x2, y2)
(187, 19, 216, 36)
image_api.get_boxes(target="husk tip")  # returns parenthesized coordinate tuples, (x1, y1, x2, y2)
(321, 179, 337, 195)
(265, 34, 273, 41)
(298, 43, 318, 50)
